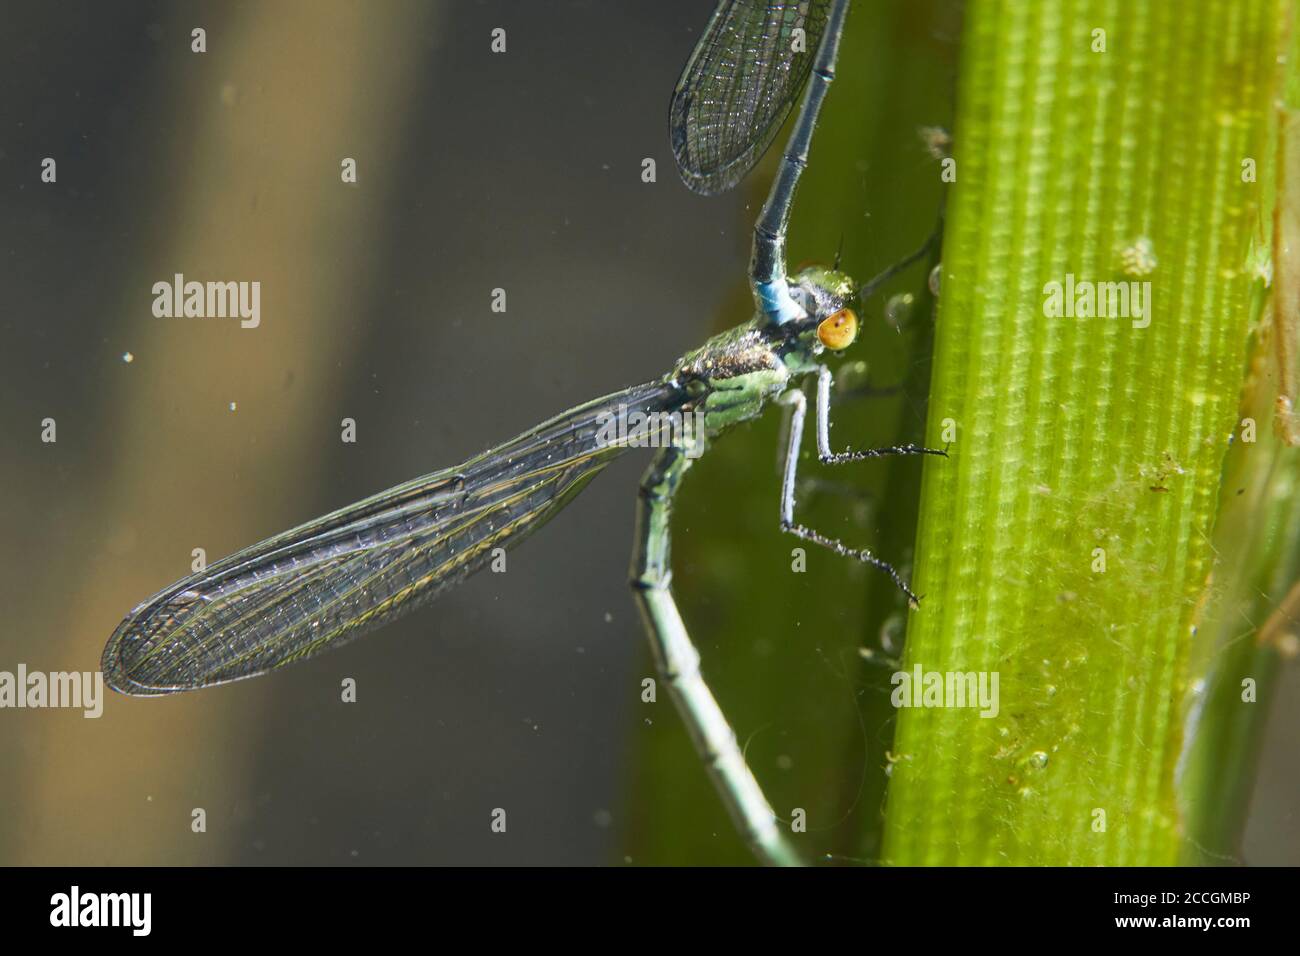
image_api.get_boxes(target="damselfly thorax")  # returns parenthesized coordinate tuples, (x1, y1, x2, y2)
(672, 265, 861, 437)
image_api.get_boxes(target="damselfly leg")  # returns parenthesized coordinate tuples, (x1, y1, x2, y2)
(779, 367, 947, 609)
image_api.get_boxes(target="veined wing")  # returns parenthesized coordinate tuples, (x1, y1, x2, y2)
(102, 380, 686, 695)
(670, 0, 832, 195)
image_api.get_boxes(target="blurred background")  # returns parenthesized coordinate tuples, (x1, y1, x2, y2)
(0, 0, 1293, 865)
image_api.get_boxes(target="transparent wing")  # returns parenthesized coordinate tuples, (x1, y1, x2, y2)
(102, 380, 686, 695)
(670, 0, 832, 195)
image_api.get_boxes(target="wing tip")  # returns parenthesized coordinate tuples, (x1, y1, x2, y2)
(669, 88, 781, 196)
(670, 132, 752, 196)
(100, 621, 188, 697)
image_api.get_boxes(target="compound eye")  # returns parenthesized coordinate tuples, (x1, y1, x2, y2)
(817, 308, 858, 350)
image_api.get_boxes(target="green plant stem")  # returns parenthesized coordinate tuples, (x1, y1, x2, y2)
(883, 0, 1279, 866)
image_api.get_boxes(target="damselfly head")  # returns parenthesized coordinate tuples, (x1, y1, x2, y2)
(789, 264, 859, 350)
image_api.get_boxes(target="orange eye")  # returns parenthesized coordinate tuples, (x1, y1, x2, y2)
(817, 308, 858, 350)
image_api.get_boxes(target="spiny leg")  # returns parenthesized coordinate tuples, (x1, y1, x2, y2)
(630, 445, 801, 867)
(749, 0, 851, 325)
(778, 378, 942, 609)
(813, 365, 948, 464)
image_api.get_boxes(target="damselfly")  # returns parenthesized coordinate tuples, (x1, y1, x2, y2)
(103, 0, 942, 866)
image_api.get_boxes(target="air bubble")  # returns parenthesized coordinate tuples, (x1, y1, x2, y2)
(928, 264, 942, 297)
(836, 359, 871, 393)
(879, 613, 905, 656)
(884, 292, 915, 331)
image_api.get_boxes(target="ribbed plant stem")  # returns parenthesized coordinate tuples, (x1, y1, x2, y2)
(883, 0, 1279, 865)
